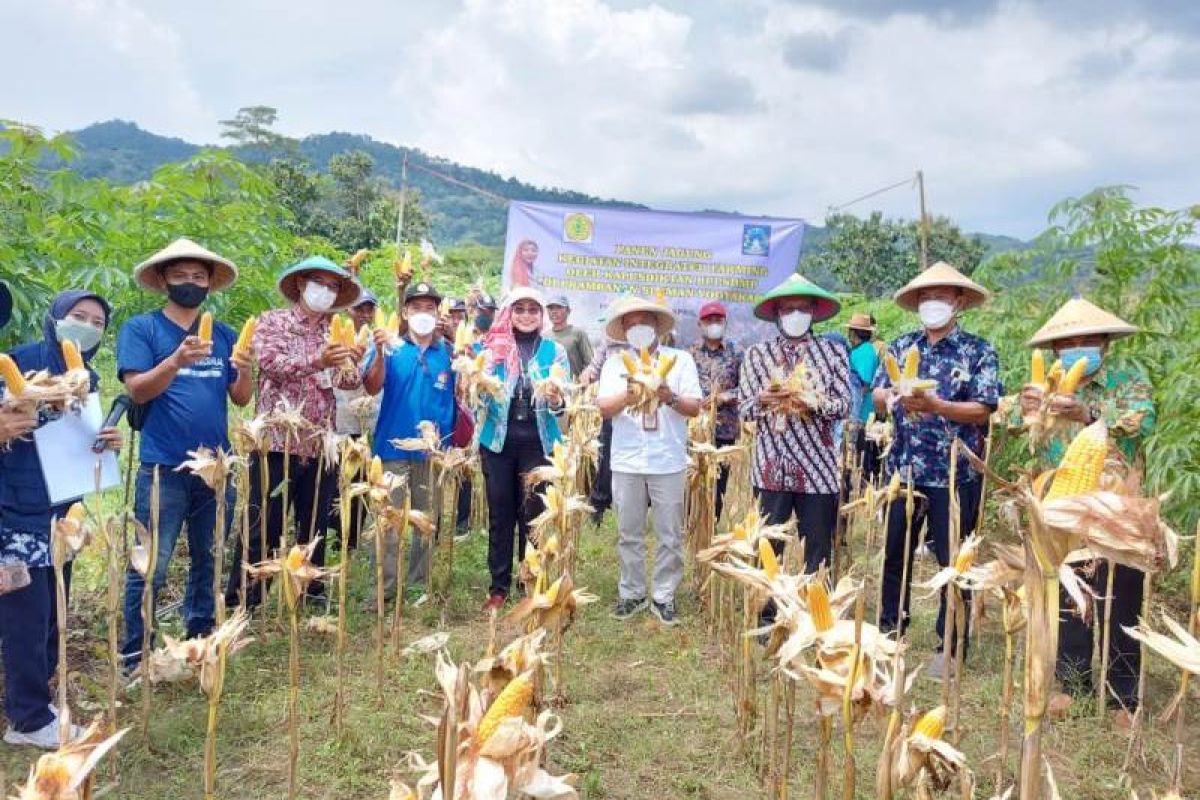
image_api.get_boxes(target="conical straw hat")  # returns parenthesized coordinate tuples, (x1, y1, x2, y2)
(1027, 297, 1137, 347)
(893, 261, 990, 311)
(133, 238, 238, 293)
(604, 296, 676, 341)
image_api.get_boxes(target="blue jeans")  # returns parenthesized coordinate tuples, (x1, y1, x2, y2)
(120, 465, 232, 665)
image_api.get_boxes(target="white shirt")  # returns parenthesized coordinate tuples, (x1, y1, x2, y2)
(597, 345, 702, 475)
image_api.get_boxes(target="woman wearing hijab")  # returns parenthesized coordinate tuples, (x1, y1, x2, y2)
(0, 290, 122, 749)
(477, 287, 570, 612)
(509, 240, 539, 288)
(0, 280, 37, 445)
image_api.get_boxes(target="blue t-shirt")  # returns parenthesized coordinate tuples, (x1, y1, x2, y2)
(366, 339, 456, 461)
(116, 310, 238, 467)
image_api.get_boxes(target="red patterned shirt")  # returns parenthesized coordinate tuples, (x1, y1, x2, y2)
(254, 306, 360, 458)
(737, 333, 851, 494)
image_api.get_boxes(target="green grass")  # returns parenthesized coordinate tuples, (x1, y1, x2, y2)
(1, 508, 1197, 799)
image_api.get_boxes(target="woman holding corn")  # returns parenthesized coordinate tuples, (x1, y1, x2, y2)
(477, 287, 570, 612)
(0, 289, 121, 748)
(225, 256, 363, 608)
(871, 262, 1001, 679)
(1015, 297, 1153, 725)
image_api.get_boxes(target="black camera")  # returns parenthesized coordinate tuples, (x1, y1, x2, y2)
(512, 377, 532, 422)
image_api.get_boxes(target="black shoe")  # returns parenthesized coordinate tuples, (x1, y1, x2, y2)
(650, 599, 679, 627)
(610, 597, 647, 620)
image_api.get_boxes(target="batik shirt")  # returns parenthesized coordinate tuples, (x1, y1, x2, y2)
(255, 306, 361, 459)
(873, 326, 1001, 487)
(1007, 365, 1155, 467)
(737, 333, 851, 495)
(688, 339, 743, 442)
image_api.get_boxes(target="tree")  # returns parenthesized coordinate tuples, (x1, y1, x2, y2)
(805, 211, 986, 297)
(219, 106, 296, 158)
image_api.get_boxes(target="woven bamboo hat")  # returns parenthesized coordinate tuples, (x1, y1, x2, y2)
(753, 273, 840, 322)
(133, 238, 238, 294)
(604, 296, 675, 341)
(1027, 297, 1137, 347)
(893, 261, 989, 312)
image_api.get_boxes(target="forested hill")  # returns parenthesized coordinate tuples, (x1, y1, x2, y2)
(53, 120, 642, 245)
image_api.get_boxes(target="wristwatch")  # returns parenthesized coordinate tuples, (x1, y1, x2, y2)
(666, 390, 679, 408)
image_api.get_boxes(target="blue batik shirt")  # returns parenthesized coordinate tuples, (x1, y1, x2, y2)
(872, 326, 1001, 487)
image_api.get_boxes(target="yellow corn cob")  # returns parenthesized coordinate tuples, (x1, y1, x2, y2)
(397, 251, 413, 278)
(197, 311, 213, 344)
(357, 324, 371, 349)
(758, 539, 779, 579)
(543, 576, 563, 606)
(1058, 357, 1088, 394)
(543, 535, 560, 557)
(235, 316, 257, 354)
(912, 705, 946, 739)
(386, 312, 400, 335)
(1046, 359, 1064, 389)
(903, 346, 920, 380)
(1030, 349, 1046, 387)
(476, 672, 534, 744)
(369, 456, 383, 483)
(639, 348, 652, 367)
(62, 339, 84, 371)
(374, 307, 387, 330)
(347, 248, 370, 270)
(954, 546, 975, 573)
(807, 581, 834, 632)
(657, 353, 677, 378)
(473, 352, 488, 371)
(0, 354, 27, 396)
(285, 545, 305, 572)
(884, 352, 902, 384)
(66, 503, 86, 523)
(620, 351, 639, 374)
(1044, 420, 1107, 501)
(454, 322, 472, 352)
(732, 523, 747, 541)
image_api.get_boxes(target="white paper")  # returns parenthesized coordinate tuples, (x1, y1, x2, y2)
(33, 393, 120, 505)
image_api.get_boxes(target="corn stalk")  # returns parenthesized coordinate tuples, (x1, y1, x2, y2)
(1018, 511, 1059, 800)
(1097, 559, 1116, 717)
(257, 443, 271, 623)
(334, 472, 353, 738)
(52, 533, 70, 748)
(141, 466, 161, 746)
(203, 642, 229, 800)
(1169, 518, 1200, 793)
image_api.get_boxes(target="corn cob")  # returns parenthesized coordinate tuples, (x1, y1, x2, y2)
(807, 581, 834, 632)
(66, 503, 86, 523)
(476, 671, 534, 744)
(954, 545, 975, 573)
(1030, 349, 1046, 387)
(62, 339, 84, 371)
(620, 351, 639, 375)
(884, 352, 902, 384)
(374, 307, 387, 330)
(198, 312, 213, 344)
(393, 251, 413, 279)
(369, 456, 383, 483)
(386, 312, 400, 336)
(1058, 357, 1088, 394)
(912, 705, 946, 739)
(758, 539, 779, 580)
(639, 348, 652, 367)
(235, 316, 257, 355)
(1046, 359, 1064, 388)
(903, 346, 920, 380)
(657, 353, 677, 378)
(543, 576, 563, 606)
(1044, 420, 1106, 501)
(285, 545, 305, 572)
(347, 248, 370, 271)
(356, 324, 371, 349)
(0, 354, 27, 396)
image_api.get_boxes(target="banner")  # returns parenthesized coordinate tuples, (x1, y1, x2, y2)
(502, 201, 805, 349)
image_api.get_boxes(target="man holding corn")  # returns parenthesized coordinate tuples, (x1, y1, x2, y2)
(1015, 297, 1153, 725)
(872, 262, 1000, 678)
(738, 274, 851, 574)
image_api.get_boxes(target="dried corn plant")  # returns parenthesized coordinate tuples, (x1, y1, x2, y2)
(451, 349, 506, 411)
(764, 359, 827, 433)
(10, 717, 128, 800)
(232, 414, 272, 618)
(503, 571, 596, 700)
(49, 504, 92, 746)
(393, 421, 459, 599)
(618, 348, 677, 416)
(685, 439, 741, 603)
(178, 447, 242, 626)
(333, 434, 372, 736)
(877, 706, 974, 800)
(0, 350, 91, 419)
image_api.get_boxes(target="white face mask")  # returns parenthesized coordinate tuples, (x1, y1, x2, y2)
(778, 310, 812, 338)
(408, 312, 437, 338)
(703, 322, 725, 340)
(303, 281, 338, 313)
(625, 324, 657, 351)
(918, 299, 956, 330)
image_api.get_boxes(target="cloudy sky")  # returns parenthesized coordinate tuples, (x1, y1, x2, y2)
(2, 0, 1197, 236)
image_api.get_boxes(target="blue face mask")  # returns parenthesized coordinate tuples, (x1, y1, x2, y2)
(1059, 346, 1103, 377)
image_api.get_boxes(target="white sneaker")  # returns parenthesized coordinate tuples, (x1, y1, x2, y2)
(4, 716, 83, 749)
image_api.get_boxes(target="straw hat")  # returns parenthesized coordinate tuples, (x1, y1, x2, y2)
(133, 238, 238, 294)
(604, 296, 676, 341)
(893, 261, 990, 312)
(277, 256, 361, 311)
(1027, 297, 1138, 347)
(845, 312, 876, 332)
(504, 286, 546, 309)
(753, 273, 840, 322)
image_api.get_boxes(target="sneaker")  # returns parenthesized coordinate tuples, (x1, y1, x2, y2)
(926, 651, 958, 680)
(610, 597, 647, 620)
(650, 599, 679, 627)
(4, 716, 83, 749)
(481, 593, 506, 613)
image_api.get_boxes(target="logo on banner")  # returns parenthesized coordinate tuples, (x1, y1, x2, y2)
(742, 224, 771, 256)
(563, 212, 595, 244)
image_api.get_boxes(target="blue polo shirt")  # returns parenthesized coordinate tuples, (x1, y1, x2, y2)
(116, 310, 238, 467)
(366, 338, 457, 460)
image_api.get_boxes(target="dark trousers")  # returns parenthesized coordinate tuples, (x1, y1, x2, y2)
(0, 563, 71, 732)
(481, 436, 548, 597)
(1057, 562, 1144, 709)
(225, 451, 336, 607)
(755, 489, 839, 574)
(854, 426, 882, 485)
(456, 474, 473, 532)
(713, 437, 736, 522)
(880, 480, 981, 654)
(588, 418, 614, 514)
